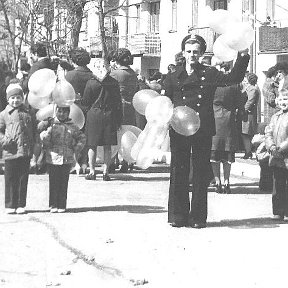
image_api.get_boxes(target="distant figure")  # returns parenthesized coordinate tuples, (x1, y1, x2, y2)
(167, 64, 176, 74)
(241, 73, 260, 159)
(29, 42, 51, 77)
(210, 62, 242, 194)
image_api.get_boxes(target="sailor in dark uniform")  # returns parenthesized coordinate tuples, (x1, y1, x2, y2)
(164, 35, 250, 228)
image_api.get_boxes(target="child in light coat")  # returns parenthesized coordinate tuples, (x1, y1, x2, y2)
(265, 89, 288, 220)
(0, 83, 38, 214)
(39, 105, 86, 213)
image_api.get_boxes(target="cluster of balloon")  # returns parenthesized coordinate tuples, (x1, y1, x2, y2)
(131, 89, 174, 169)
(32, 73, 86, 129)
(96, 125, 142, 164)
(28, 69, 57, 109)
(205, 6, 254, 62)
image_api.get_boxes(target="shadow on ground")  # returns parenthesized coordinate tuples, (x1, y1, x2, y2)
(27, 205, 167, 214)
(67, 205, 167, 214)
(209, 217, 288, 229)
(206, 182, 271, 195)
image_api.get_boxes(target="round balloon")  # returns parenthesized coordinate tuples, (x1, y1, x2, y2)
(213, 35, 238, 62)
(223, 22, 254, 51)
(36, 103, 54, 121)
(70, 103, 85, 129)
(170, 106, 200, 136)
(208, 9, 238, 34)
(119, 131, 138, 163)
(132, 89, 159, 115)
(145, 96, 173, 125)
(28, 68, 56, 97)
(52, 80, 76, 107)
(27, 92, 51, 109)
(120, 125, 142, 138)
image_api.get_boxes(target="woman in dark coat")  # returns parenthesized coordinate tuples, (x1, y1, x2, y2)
(210, 63, 242, 194)
(65, 48, 93, 173)
(241, 73, 260, 159)
(65, 48, 93, 113)
(83, 58, 122, 181)
(110, 48, 138, 172)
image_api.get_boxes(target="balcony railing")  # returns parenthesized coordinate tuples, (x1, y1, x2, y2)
(127, 33, 161, 56)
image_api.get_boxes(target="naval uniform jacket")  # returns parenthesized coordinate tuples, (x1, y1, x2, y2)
(164, 53, 250, 224)
(163, 53, 250, 137)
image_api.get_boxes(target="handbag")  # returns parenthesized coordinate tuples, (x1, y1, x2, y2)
(255, 142, 270, 163)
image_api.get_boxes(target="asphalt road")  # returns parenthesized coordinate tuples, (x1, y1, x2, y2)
(0, 162, 287, 288)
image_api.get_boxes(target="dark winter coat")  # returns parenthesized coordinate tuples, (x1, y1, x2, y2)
(241, 84, 260, 136)
(82, 75, 122, 133)
(110, 66, 138, 125)
(212, 84, 242, 152)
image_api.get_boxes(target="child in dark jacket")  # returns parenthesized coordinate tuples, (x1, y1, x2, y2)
(38, 105, 86, 213)
(0, 83, 38, 214)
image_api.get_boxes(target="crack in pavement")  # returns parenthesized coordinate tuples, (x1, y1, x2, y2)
(28, 216, 124, 279)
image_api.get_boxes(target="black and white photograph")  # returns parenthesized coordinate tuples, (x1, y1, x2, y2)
(1, 0, 288, 287)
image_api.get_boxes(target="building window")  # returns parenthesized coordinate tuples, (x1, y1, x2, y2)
(171, 0, 177, 32)
(136, 4, 140, 33)
(213, 0, 227, 10)
(150, 1, 160, 33)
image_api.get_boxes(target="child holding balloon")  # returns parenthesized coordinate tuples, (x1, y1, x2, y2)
(38, 105, 86, 213)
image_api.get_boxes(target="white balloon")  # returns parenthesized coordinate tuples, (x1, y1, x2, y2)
(36, 104, 54, 121)
(208, 9, 239, 34)
(223, 22, 254, 51)
(213, 35, 238, 62)
(28, 68, 56, 97)
(145, 96, 173, 125)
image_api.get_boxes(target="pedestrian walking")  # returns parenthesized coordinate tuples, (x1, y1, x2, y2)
(210, 62, 242, 194)
(38, 105, 86, 213)
(163, 34, 250, 228)
(265, 89, 288, 221)
(0, 83, 38, 214)
(241, 73, 260, 159)
(83, 58, 122, 181)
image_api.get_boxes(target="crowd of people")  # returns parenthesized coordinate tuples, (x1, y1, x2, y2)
(1, 36, 288, 228)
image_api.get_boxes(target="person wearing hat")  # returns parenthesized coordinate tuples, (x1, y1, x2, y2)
(0, 83, 38, 214)
(241, 72, 260, 159)
(38, 105, 86, 213)
(163, 34, 250, 228)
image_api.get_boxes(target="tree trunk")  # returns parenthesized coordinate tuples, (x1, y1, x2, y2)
(98, 0, 108, 60)
(71, 7, 83, 48)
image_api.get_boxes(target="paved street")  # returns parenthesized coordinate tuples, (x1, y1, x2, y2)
(0, 157, 288, 288)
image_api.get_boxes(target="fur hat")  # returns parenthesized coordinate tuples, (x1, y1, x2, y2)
(6, 83, 23, 100)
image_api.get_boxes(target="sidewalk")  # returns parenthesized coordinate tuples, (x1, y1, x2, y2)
(0, 156, 282, 288)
